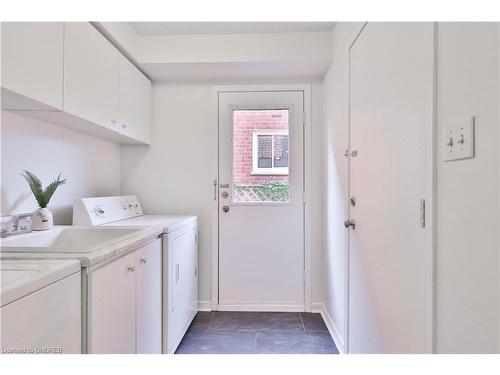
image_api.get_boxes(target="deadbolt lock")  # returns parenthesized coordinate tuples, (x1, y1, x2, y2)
(350, 196, 356, 206)
(222, 191, 229, 199)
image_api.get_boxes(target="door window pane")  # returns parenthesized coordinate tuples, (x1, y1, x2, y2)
(232, 109, 290, 203)
(257, 135, 273, 168)
(273, 135, 289, 168)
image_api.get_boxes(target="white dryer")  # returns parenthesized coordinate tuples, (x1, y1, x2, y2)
(73, 195, 198, 354)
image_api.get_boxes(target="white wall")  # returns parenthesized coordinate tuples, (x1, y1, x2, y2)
(321, 22, 365, 352)
(1, 110, 121, 224)
(436, 23, 499, 353)
(121, 79, 324, 308)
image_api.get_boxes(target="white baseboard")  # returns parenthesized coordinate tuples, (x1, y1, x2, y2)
(311, 302, 346, 354)
(197, 300, 212, 311)
(217, 303, 305, 312)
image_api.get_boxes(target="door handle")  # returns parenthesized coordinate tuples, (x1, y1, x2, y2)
(222, 205, 230, 213)
(344, 219, 356, 229)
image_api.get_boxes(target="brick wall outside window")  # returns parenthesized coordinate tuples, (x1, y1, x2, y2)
(233, 110, 289, 186)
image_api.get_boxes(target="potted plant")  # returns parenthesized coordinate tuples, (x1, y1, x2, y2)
(21, 170, 67, 231)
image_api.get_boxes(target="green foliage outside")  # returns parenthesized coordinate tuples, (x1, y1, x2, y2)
(235, 182, 289, 202)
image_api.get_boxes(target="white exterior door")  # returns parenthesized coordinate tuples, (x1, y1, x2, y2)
(218, 90, 305, 311)
(348, 23, 434, 353)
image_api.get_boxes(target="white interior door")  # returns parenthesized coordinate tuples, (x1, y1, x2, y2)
(348, 23, 434, 353)
(218, 90, 304, 311)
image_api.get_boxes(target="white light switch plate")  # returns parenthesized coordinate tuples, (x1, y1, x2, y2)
(444, 117, 475, 162)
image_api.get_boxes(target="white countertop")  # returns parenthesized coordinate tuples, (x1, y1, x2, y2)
(0, 225, 163, 267)
(101, 215, 197, 233)
(0, 258, 81, 307)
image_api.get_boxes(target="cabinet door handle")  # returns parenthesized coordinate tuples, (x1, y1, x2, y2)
(175, 264, 180, 284)
(140, 258, 147, 264)
(128, 265, 136, 272)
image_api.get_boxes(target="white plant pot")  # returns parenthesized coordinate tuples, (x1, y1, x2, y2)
(32, 208, 53, 231)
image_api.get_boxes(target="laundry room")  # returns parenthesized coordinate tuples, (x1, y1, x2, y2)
(1, 1, 500, 374)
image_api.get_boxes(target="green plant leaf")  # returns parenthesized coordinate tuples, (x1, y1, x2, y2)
(43, 173, 67, 207)
(21, 170, 67, 208)
(21, 170, 45, 207)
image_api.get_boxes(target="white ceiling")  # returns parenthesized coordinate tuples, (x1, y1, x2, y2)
(130, 22, 336, 35)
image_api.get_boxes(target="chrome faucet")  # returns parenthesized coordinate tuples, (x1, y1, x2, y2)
(0, 213, 33, 238)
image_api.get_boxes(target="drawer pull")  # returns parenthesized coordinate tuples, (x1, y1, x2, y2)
(140, 258, 147, 264)
(128, 265, 136, 272)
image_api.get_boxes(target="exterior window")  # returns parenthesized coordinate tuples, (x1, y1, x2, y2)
(252, 131, 289, 175)
(232, 109, 290, 203)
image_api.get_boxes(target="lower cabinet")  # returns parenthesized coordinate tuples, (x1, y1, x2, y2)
(84, 223, 197, 354)
(165, 221, 198, 353)
(88, 237, 162, 354)
(0, 272, 81, 354)
(136, 238, 162, 353)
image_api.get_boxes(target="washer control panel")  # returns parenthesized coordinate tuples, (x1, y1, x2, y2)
(73, 195, 143, 226)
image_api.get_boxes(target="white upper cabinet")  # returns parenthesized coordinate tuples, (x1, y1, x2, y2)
(119, 54, 152, 144)
(63, 22, 120, 131)
(1, 22, 64, 110)
(1, 22, 151, 145)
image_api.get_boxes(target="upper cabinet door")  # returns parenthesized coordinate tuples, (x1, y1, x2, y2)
(63, 22, 120, 130)
(1, 22, 64, 110)
(119, 55, 151, 143)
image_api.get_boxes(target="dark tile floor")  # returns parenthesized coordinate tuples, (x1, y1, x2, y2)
(175, 311, 338, 354)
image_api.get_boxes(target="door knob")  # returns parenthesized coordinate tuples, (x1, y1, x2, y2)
(222, 205, 230, 213)
(344, 219, 356, 229)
